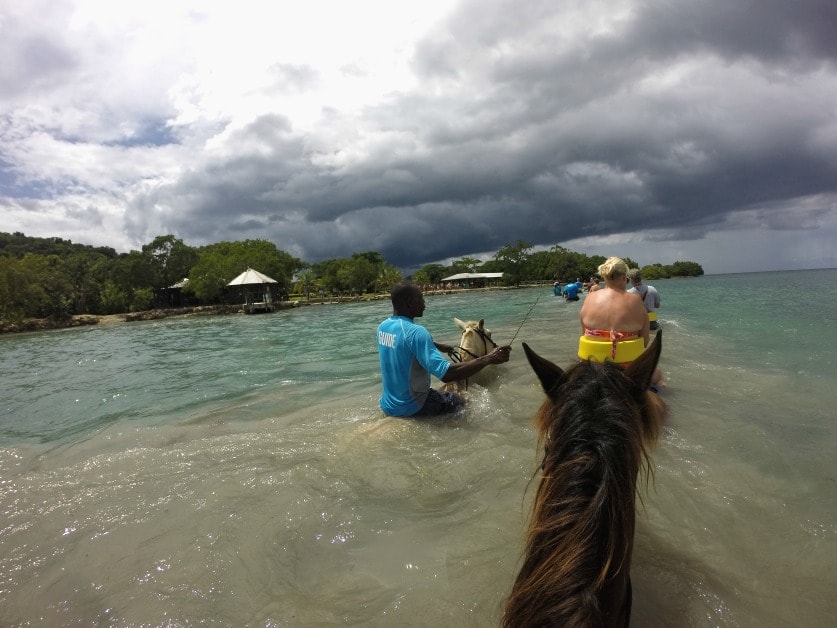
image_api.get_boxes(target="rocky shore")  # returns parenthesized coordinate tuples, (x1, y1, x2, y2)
(0, 303, 292, 335)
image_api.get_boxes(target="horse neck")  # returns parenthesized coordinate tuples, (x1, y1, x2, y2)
(505, 391, 649, 627)
(505, 476, 637, 627)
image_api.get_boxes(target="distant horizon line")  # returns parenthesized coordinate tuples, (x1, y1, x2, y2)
(703, 266, 836, 276)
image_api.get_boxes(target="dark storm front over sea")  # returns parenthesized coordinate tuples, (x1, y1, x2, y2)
(1, 270, 835, 626)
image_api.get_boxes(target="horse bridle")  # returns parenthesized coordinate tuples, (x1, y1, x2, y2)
(450, 327, 498, 362)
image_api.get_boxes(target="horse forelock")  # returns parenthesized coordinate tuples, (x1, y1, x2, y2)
(505, 359, 664, 628)
(546, 361, 664, 448)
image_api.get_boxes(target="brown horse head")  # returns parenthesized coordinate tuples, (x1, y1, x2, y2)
(504, 332, 666, 628)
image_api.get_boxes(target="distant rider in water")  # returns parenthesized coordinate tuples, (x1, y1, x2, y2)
(627, 267, 661, 330)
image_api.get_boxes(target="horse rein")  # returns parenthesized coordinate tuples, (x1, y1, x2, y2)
(508, 292, 544, 345)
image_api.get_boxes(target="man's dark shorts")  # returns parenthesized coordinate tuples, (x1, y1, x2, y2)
(413, 389, 463, 417)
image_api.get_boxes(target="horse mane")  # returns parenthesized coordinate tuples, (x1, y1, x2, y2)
(504, 353, 666, 627)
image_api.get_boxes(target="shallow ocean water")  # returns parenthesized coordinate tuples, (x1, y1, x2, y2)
(1, 269, 835, 626)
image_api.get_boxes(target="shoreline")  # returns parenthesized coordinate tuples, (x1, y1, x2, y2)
(0, 285, 532, 336)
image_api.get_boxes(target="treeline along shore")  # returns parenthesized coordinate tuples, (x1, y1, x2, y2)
(0, 284, 525, 335)
(0, 231, 702, 335)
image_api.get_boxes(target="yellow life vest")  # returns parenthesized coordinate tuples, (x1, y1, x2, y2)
(648, 311, 657, 322)
(578, 335, 646, 364)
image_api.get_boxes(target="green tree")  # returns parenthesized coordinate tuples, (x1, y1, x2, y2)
(142, 235, 199, 291)
(131, 288, 155, 312)
(309, 252, 400, 295)
(374, 264, 403, 293)
(109, 251, 155, 311)
(0, 231, 117, 260)
(345, 253, 378, 294)
(641, 264, 667, 280)
(294, 268, 319, 300)
(0, 255, 30, 319)
(64, 252, 113, 314)
(100, 279, 128, 314)
(412, 269, 430, 286)
(524, 250, 554, 280)
(339, 255, 376, 294)
(187, 240, 303, 303)
(670, 261, 704, 277)
(478, 258, 504, 273)
(449, 257, 482, 274)
(640, 260, 703, 279)
(352, 251, 386, 268)
(494, 240, 533, 286)
(416, 263, 447, 284)
(544, 245, 576, 281)
(0, 257, 10, 319)
(186, 249, 230, 302)
(310, 258, 345, 295)
(342, 251, 401, 294)
(6, 253, 72, 318)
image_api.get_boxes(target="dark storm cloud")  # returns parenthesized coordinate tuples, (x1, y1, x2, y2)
(350, 0, 837, 267)
(627, 0, 837, 64)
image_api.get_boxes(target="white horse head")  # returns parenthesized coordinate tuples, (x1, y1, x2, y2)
(441, 318, 498, 393)
(453, 317, 496, 361)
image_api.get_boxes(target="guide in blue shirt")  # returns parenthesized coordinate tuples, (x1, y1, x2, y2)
(377, 282, 511, 417)
(563, 281, 583, 301)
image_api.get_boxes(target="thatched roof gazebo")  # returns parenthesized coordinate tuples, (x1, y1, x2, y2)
(227, 268, 279, 313)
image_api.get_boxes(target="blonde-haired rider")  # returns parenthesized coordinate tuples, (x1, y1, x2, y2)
(579, 257, 664, 390)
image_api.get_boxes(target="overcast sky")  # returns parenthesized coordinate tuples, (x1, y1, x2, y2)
(2, 0, 836, 274)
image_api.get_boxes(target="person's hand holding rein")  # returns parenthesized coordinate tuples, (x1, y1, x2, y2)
(440, 344, 511, 383)
(487, 345, 512, 364)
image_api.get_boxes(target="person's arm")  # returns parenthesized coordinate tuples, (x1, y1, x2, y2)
(441, 346, 511, 382)
(434, 341, 455, 355)
(579, 298, 590, 334)
(638, 303, 651, 345)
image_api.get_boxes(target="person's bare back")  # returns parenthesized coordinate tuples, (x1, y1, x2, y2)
(580, 288, 649, 343)
(579, 257, 662, 388)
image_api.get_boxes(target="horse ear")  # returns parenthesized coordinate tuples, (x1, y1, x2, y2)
(624, 330, 662, 390)
(454, 317, 467, 330)
(478, 318, 493, 337)
(523, 342, 566, 399)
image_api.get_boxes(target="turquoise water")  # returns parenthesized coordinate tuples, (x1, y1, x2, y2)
(1, 270, 835, 626)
